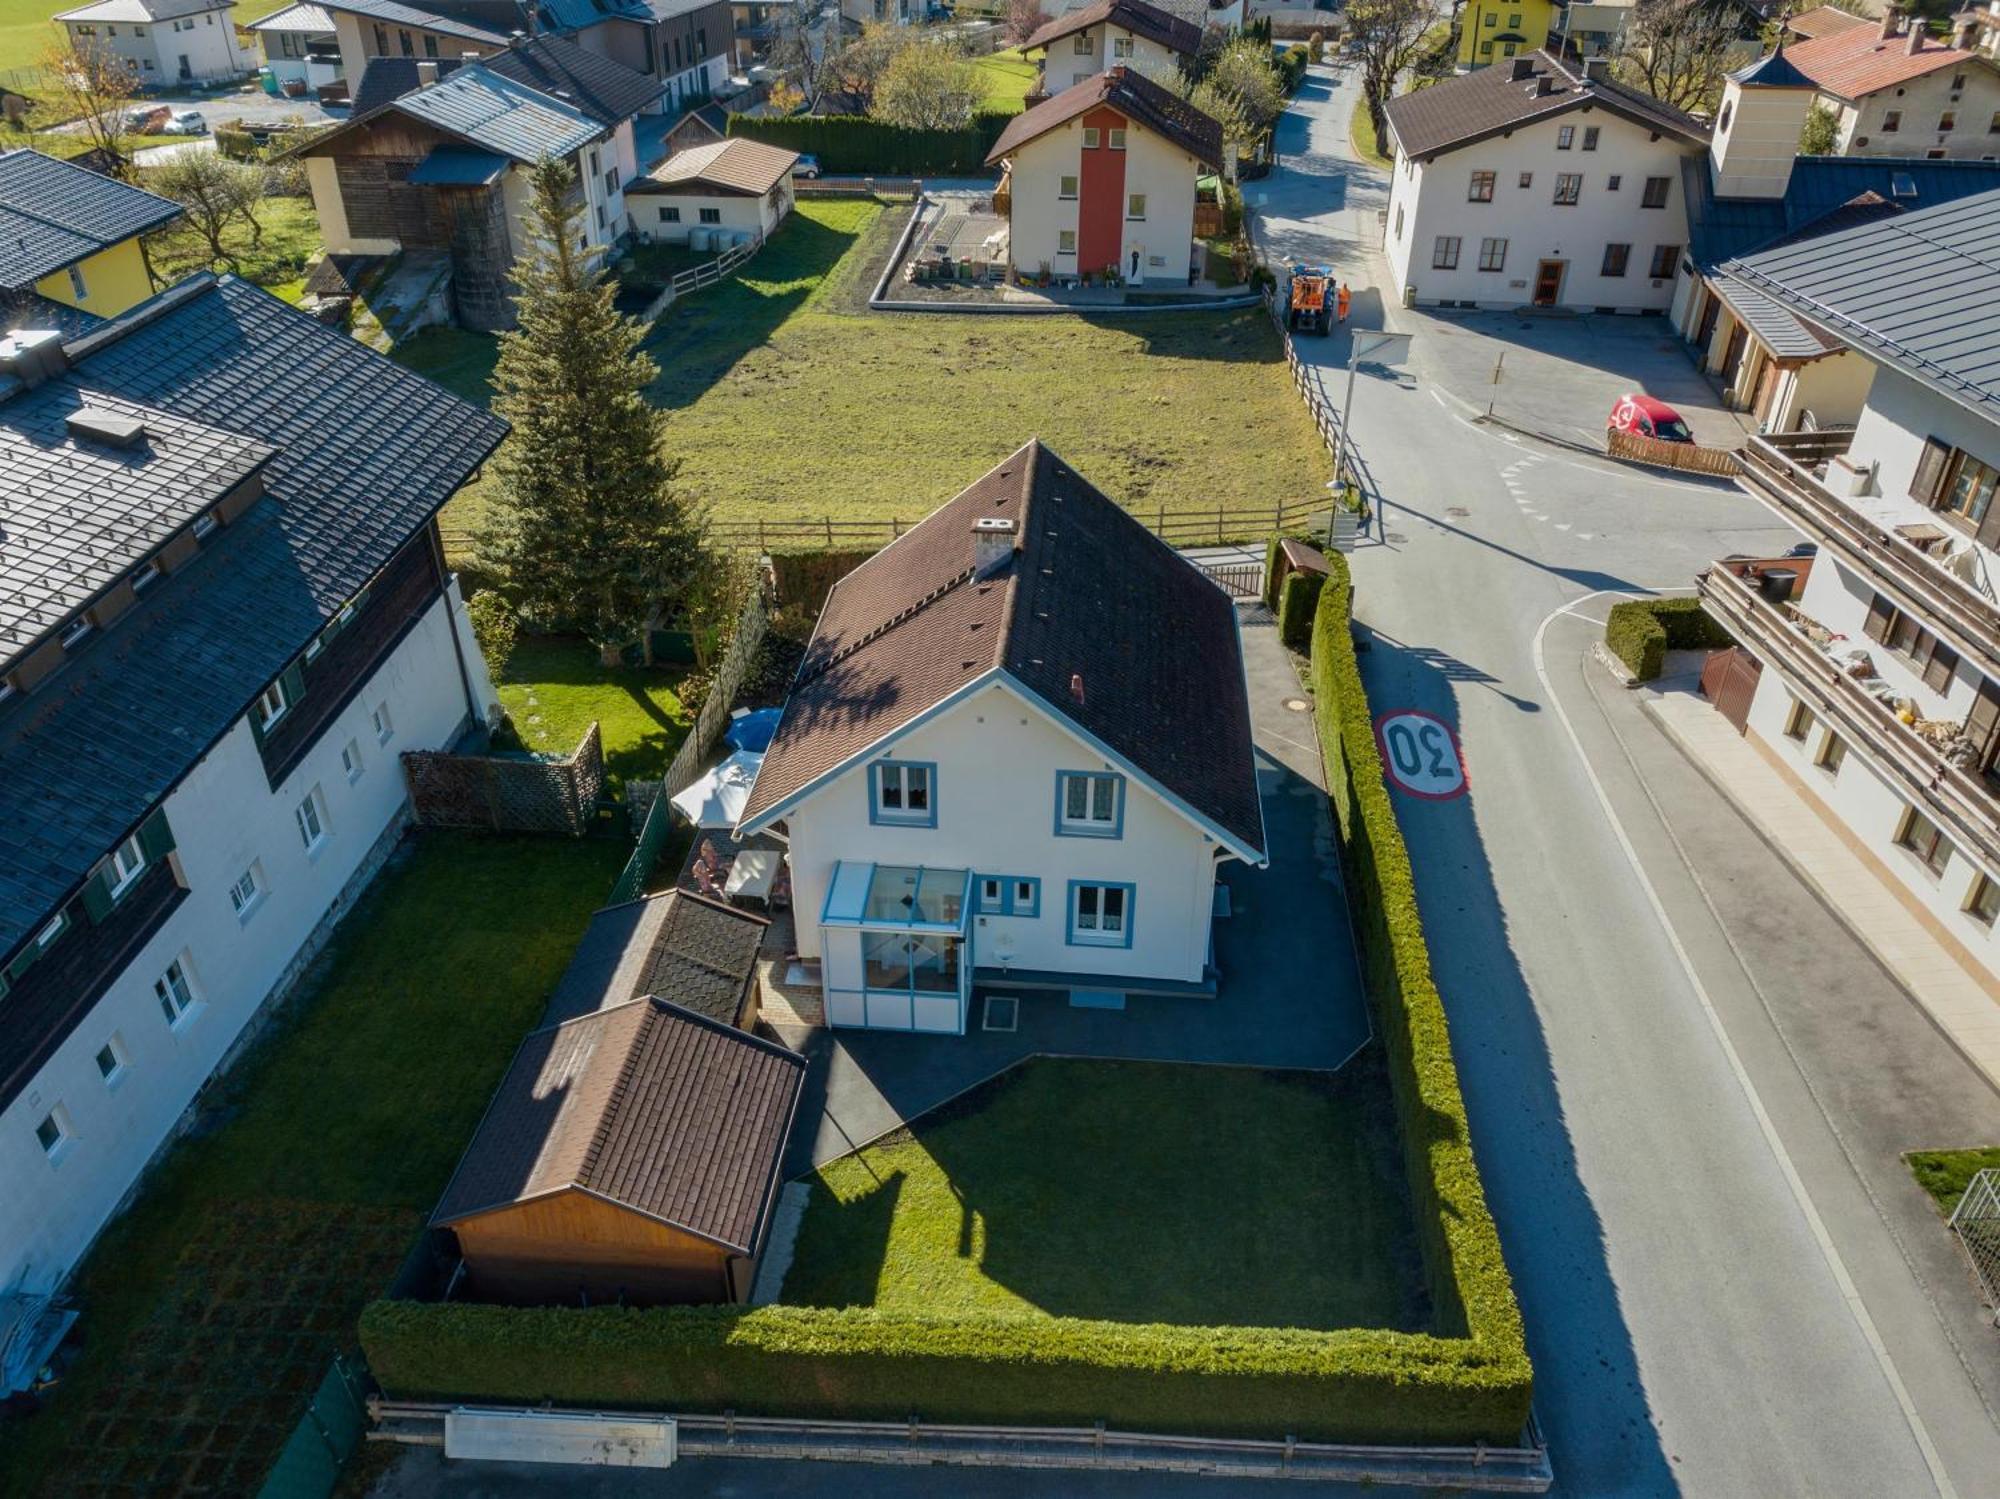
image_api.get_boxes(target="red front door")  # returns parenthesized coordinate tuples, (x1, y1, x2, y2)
(1077, 105, 1127, 278)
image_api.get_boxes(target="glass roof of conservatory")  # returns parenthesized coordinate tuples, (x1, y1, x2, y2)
(822, 862, 971, 931)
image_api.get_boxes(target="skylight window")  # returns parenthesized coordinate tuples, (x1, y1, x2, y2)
(1891, 172, 1917, 199)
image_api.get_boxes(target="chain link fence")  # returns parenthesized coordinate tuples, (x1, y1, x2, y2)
(1948, 1167, 2000, 1326)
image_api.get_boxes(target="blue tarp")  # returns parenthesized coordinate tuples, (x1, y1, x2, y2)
(725, 708, 781, 752)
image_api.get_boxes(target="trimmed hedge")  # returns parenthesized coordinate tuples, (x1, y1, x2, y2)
(1604, 596, 1734, 682)
(770, 547, 873, 616)
(726, 110, 1013, 176)
(1277, 569, 1324, 648)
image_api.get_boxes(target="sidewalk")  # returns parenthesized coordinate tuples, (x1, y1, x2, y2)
(1647, 688, 2000, 1092)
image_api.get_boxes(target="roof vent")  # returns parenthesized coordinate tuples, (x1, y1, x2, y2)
(1532, 75, 1556, 96)
(416, 59, 438, 86)
(972, 516, 1017, 578)
(0, 328, 67, 394)
(1509, 57, 1534, 82)
(66, 406, 148, 450)
(1070, 673, 1085, 705)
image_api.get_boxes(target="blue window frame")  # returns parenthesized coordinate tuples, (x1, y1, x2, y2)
(1054, 771, 1123, 838)
(869, 760, 937, 827)
(976, 875, 1041, 917)
(1066, 881, 1134, 947)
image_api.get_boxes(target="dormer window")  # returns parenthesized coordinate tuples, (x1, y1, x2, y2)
(131, 559, 162, 592)
(107, 834, 146, 897)
(192, 513, 218, 541)
(35, 911, 67, 951)
(255, 678, 288, 731)
(60, 615, 93, 650)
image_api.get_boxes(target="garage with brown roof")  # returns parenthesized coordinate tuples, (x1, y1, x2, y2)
(626, 137, 800, 247)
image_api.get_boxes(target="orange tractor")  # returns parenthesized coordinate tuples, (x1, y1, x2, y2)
(1288, 264, 1333, 335)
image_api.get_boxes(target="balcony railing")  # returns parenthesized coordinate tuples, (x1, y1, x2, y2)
(1699, 561, 2000, 871)
(1735, 432, 2000, 677)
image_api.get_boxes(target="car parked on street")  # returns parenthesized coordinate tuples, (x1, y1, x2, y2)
(1608, 393, 1693, 444)
(794, 154, 821, 179)
(162, 110, 208, 136)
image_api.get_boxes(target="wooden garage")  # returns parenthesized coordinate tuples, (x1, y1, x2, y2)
(430, 997, 805, 1306)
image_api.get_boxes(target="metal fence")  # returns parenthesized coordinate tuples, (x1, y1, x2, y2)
(1948, 1167, 2000, 1326)
(257, 1356, 369, 1499)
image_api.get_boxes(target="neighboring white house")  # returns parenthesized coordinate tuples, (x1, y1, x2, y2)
(53, 0, 248, 86)
(1382, 51, 1709, 312)
(1780, 6, 2000, 160)
(734, 440, 1267, 1034)
(1702, 187, 2000, 987)
(1021, 0, 1202, 100)
(247, 2, 344, 95)
(0, 274, 506, 1297)
(625, 136, 797, 244)
(985, 65, 1223, 285)
(1046, 0, 1244, 31)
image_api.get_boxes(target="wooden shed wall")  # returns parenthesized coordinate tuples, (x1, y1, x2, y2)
(451, 1188, 743, 1306)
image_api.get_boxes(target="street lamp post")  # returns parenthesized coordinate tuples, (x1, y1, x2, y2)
(1326, 328, 1414, 549)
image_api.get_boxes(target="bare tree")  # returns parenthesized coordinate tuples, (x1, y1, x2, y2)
(769, 0, 841, 111)
(37, 39, 136, 178)
(150, 151, 265, 267)
(1617, 0, 1741, 113)
(1005, 0, 1052, 45)
(1346, 0, 1432, 151)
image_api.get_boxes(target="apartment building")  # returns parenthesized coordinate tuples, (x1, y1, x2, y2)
(1702, 188, 2000, 985)
(0, 274, 505, 1296)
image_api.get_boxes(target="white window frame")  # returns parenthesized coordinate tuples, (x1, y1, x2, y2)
(1081, 127, 1100, 149)
(35, 911, 67, 950)
(1126, 193, 1146, 220)
(296, 788, 327, 853)
(1074, 33, 1093, 54)
(256, 678, 288, 731)
(229, 864, 264, 921)
(342, 737, 365, 783)
(107, 833, 147, 897)
(372, 702, 394, 744)
(1059, 173, 1078, 199)
(1058, 228, 1077, 255)
(1113, 35, 1132, 57)
(35, 1106, 72, 1163)
(156, 957, 200, 1027)
(96, 1034, 129, 1087)
(1108, 127, 1126, 149)
(1056, 770, 1122, 836)
(1068, 881, 1132, 947)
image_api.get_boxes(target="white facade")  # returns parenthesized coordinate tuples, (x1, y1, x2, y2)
(1823, 62, 2000, 160)
(325, 9, 503, 91)
(0, 578, 498, 1295)
(1384, 107, 1698, 311)
(633, 177, 792, 243)
(774, 675, 1239, 1034)
(1004, 112, 1204, 284)
(61, 3, 248, 86)
(1038, 22, 1185, 93)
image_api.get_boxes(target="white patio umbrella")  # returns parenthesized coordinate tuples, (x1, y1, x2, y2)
(669, 750, 765, 830)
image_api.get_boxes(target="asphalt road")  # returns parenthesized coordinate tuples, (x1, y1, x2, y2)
(1252, 62, 2000, 1499)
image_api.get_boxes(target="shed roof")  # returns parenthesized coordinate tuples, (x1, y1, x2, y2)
(1722, 186, 2000, 424)
(430, 997, 806, 1257)
(0, 150, 183, 292)
(407, 144, 510, 184)
(377, 60, 602, 160)
(986, 65, 1223, 170)
(247, 1, 335, 30)
(738, 439, 1265, 861)
(545, 889, 769, 1028)
(631, 136, 798, 196)
(1383, 49, 1708, 160)
(1024, 0, 1203, 57)
(1707, 272, 1842, 360)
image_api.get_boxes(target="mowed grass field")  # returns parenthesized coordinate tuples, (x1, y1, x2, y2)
(0, 0, 290, 82)
(410, 199, 1329, 545)
(970, 46, 1037, 114)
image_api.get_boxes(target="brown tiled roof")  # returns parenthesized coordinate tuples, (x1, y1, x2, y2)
(1785, 4, 1871, 40)
(1781, 23, 1974, 99)
(431, 997, 805, 1255)
(631, 137, 798, 196)
(1384, 50, 1709, 161)
(1025, 0, 1203, 58)
(986, 66, 1223, 169)
(544, 889, 768, 1027)
(738, 440, 1265, 858)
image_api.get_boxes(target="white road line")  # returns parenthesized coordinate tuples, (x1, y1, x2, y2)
(1531, 590, 1958, 1499)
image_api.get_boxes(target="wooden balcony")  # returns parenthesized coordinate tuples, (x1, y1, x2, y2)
(1735, 432, 2000, 678)
(1699, 561, 2000, 871)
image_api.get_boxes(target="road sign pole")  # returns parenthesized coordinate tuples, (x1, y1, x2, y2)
(1328, 342, 1361, 549)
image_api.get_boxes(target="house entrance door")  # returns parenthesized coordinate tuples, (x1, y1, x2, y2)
(178, 53, 191, 80)
(1532, 260, 1565, 307)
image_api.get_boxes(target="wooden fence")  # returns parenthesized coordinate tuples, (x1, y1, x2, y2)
(401, 722, 607, 835)
(635, 230, 766, 322)
(1606, 426, 1743, 477)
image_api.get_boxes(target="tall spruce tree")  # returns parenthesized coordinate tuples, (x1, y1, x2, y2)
(478, 156, 708, 665)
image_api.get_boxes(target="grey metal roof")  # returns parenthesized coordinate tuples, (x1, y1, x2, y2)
(354, 37, 663, 128)
(54, 0, 228, 21)
(1724, 186, 2000, 425)
(0, 151, 184, 293)
(248, 2, 337, 31)
(388, 62, 604, 161)
(535, 0, 652, 30)
(0, 274, 506, 962)
(1729, 43, 1818, 89)
(1680, 153, 2000, 268)
(1707, 273, 1840, 360)
(2, 293, 103, 340)
(408, 144, 510, 184)
(0, 381, 275, 658)
(317, 0, 511, 45)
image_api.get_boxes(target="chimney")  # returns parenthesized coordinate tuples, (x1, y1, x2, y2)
(972, 516, 1016, 578)
(0, 328, 67, 395)
(1879, 7, 1899, 40)
(461, 50, 481, 62)
(1533, 74, 1556, 96)
(1070, 673, 1085, 705)
(1509, 56, 1534, 81)
(1581, 56, 1611, 84)
(1955, 18, 1978, 49)
(1906, 17, 1927, 54)
(415, 59, 438, 86)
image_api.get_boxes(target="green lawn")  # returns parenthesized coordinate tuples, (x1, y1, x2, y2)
(1349, 94, 1391, 167)
(143, 193, 322, 302)
(782, 1055, 1431, 1332)
(0, 0, 291, 78)
(0, 833, 626, 1498)
(496, 634, 692, 788)
(970, 46, 1038, 115)
(1906, 1147, 2000, 1217)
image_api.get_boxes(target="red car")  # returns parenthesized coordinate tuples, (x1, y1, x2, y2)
(1608, 393, 1694, 444)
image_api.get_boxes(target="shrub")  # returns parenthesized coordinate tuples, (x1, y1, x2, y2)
(770, 547, 875, 615)
(465, 588, 518, 677)
(1280, 45, 1309, 93)
(726, 110, 1014, 175)
(1277, 569, 1324, 648)
(1604, 596, 1733, 681)
(1309, 30, 1325, 63)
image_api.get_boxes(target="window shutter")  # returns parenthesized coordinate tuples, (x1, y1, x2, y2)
(1862, 593, 1896, 643)
(281, 661, 306, 705)
(136, 809, 176, 861)
(1911, 438, 1953, 505)
(1924, 640, 1960, 694)
(1967, 674, 2000, 750)
(81, 872, 115, 924)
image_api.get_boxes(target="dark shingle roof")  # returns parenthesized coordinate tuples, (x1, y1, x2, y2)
(1025, 0, 1204, 57)
(987, 65, 1223, 170)
(431, 997, 806, 1256)
(316, 0, 511, 44)
(351, 54, 469, 117)
(388, 64, 603, 160)
(0, 275, 506, 961)
(1728, 43, 1818, 90)
(0, 151, 184, 292)
(1723, 186, 2000, 424)
(1384, 50, 1709, 160)
(3, 293, 104, 339)
(545, 889, 769, 1027)
(740, 440, 1265, 859)
(1681, 153, 2000, 268)
(482, 35, 666, 128)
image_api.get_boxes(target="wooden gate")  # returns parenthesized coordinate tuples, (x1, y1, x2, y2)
(1700, 647, 1762, 734)
(1194, 558, 1264, 599)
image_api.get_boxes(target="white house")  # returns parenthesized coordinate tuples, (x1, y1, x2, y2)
(1779, 7, 2000, 161)
(53, 0, 248, 86)
(985, 65, 1223, 285)
(1021, 0, 1202, 101)
(247, 3, 344, 96)
(1382, 51, 1710, 313)
(1703, 188, 2000, 987)
(0, 273, 507, 1297)
(625, 136, 797, 244)
(734, 440, 1267, 1034)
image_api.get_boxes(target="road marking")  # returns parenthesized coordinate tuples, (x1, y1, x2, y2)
(1373, 710, 1468, 799)
(1531, 591, 1958, 1499)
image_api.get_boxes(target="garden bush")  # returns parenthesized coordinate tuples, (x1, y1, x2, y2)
(726, 111, 1013, 176)
(1604, 596, 1733, 682)
(770, 547, 874, 615)
(1280, 45, 1309, 93)
(1277, 568, 1324, 648)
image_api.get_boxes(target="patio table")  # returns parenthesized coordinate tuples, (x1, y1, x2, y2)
(724, 848, 783, 902)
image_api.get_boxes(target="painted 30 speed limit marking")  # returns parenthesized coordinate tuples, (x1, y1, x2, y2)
(1373, 710, 1467, 801)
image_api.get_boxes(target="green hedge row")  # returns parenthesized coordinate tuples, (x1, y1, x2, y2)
(726, 111, 1013, 176)
(769, 547, 873, 617)
(1277, 569, 1323, 648)
(1305, 552, 1533, 1412)
(1604, 596, 1733, 681)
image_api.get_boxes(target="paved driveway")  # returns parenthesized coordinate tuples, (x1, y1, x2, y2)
(782, 602, 1371, 1175)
